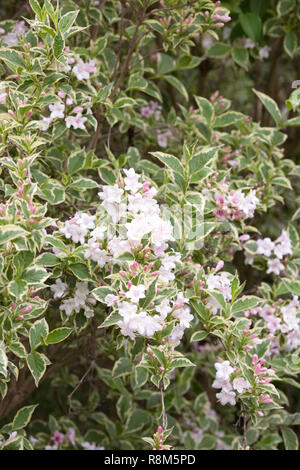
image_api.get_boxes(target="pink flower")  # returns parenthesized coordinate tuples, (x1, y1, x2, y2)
(51, 430, 65, 445)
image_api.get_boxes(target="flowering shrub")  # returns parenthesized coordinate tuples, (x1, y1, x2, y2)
(0, 0, 300, 451)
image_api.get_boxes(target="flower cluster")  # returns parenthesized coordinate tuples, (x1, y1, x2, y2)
(41, 93, 92, 132)
(248, 296, 300, 352)
(213, 361, 251, 406)
(1, 20, 27, 46)
(244, 229, 293, 275)
(203, 179, 259, 221)
(140, 101, 162, 120)
(50, 280, 96, 319)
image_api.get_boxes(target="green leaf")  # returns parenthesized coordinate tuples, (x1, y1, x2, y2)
(35, 253, 60, 267)
(163, 75, 188, 101)
(68, 263, 92, 281)
(9, 341, 27, 358)
(69, 177, 98, 190)
(150, 151, 184, 177)
(170, 357, 195, 368)
(114, 97, 136, 108)
(281, 427, 299, 450)
(189, 147, 217, 173)
(284, 31, 297, 58)
(29, 0, 42, 18)
(67, 149, 85, 175)
(141, 278, 157, 309)
(0, 341, 8, 378)
(22, 266, 50, 285)
(206, 42, 231, 57)
(0, 224, 28, 245)
(283, 279, 300, 296)
(125, 409, 151, 433)
(99, 310, 122, 328)
(194, 96, 214, 124)
(92, 286, 116, 302)
(214, 111, 245, 128)
(0, 49, 25, 69)
(253, 89, 282, 126)
(26, 352, 48, 387)
(46, 327, 72, 344)
(29, 318, 49, 351)
(7, 279, 28, 299)
(112, 357, 132, 378)
(116, 252, 135, 262)
(191, 330, 208, 342)
(157, 53, 176, 75)
(231, 47, 249, 70)
(1, 436, 24, 450)
(98, 166, 116, 185)
(12, 404, 38, 431)
(231, 296, 261, 314)
(58, 10, 79, 36)
(239, 13, 262, 42)
(53, 30, 65, 58)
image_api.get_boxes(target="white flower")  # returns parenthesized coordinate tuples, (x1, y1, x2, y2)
(49, 102, 65, 119)
(84, 306, 94, 318)
(266, 258, 284, 275)
(216, 389, 236, 406)
(50, 279, 68, 299)
(118, 301, 138, 318)
(108, 237, 131, 258)
(98, 184, 123, 204)
(244, 38, 255, 49)
(232, 377, 251, 393)
(81, 441, 104, 450)
(65, 113, 87, 130)
(212, 377, 232, 391)
(259, 45, 271, 60)
(90, 226, 107, 240)
(125, 284, 146, 303)
(173, 306, 193, 328)
(256, 238, 275, 257)
(40, 116, 53, 131)
(156, 299, 172, 319)
(123, 168, 143, 193)
(215, 361, 234, 380)
(60, 298, 76, 316)
(104, 294, 119, 306)
(73, 59, 97, 80)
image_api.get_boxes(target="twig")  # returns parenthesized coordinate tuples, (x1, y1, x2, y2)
(67, 360, 96, 415)
(160, 379, 167, 430)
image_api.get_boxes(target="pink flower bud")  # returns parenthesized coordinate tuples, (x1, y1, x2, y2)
(157, 426, 163, 434)
(257, 411, 264, 417)
(17, 315, 24, 321)
(127, 281, 132, 288)
(58, 91, 65, 98)
(251, 354, 258, 366)
(215, 260, 224, 272)
(215, 22, 224, 28)
(66, 97, 73, 105)
(11, 302, 17, 310)
(17, 188, 24, 197)
(73, 106, 83, 114)
(33, 296, 39, 301)
(8, 109, 14, 117)
(29, 218, 35, 225)
(21, 305, 32, 313)
(27, 109, 33, 118)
